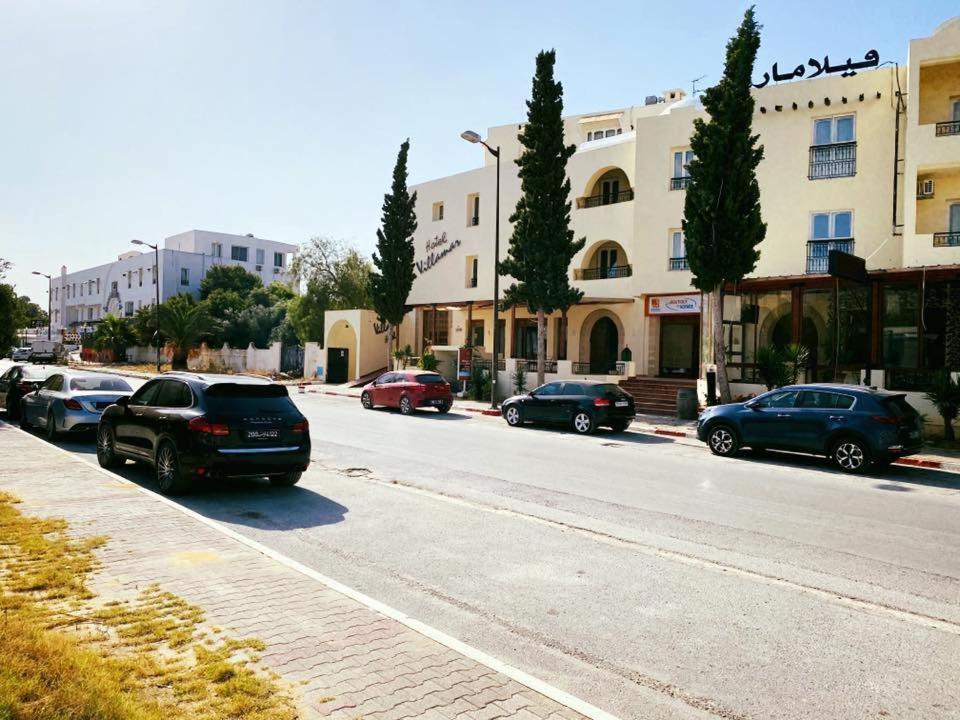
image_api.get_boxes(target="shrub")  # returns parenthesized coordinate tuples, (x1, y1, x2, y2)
(417, 348, 439, 372)
(512, 365, 528, 395)
(925, 371, 960, 441)
(469, 364, 490, 402)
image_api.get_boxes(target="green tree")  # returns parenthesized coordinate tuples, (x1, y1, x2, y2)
(91, 314, 136, 361)
(158, 294, 215, 370)
(683, 6, 766, 403)
(925, 371, 960, 442)
(499, 50, 585, 386)
(369, 140, 417, 368)
(131, 305, 164, 348)
(223, 304, 285, 349)
(199, 264, 262, 300)
(0, 283, 21, 352)
(286, 281, 330, 344)
(15, 295, 47, 329)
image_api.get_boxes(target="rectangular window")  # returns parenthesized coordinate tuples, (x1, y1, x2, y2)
(673, 150, 694, 178)
(152, 265, 157, 284)
(111, 281, 117, 294)
(124, 301, 134, 317)
(87, 308, 93, 320)
(470, 320, 485, 348)
(180, 268, 190, 286)
(138, 268, 143, 287)
(273, 251, 284, 267)
(422, 309, 450, 346)
(96, 278, 100, 294)
(810, 115, 856, 179)
(432, 202, 444, 221)
(811, 211, 853, 239)
(467, 193, 480, 226)
(465, 256, 478, 287)
(669, 231, 688, 271)
(882, 284, 918, 368)
(127, 272, 131, 289)
(211, 242, 222, 257)
(813, 115, 855, 145)
(80, 284, 84, 296)
(950, 203, 960, 233)
(231, 246, 248, 262)
(256, 248, 265, 265)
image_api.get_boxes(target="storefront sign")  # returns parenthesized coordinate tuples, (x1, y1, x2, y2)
(646, 293, 701, 316)
(416, 232, 462, 275)
(753, 49, 879, 88)
(457, 346, 472, 378)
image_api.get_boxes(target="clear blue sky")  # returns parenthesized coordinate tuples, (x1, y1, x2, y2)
(2, 0, 956, 306)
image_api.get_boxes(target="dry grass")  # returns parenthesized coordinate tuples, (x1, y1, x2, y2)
(0, 491, 299, 720)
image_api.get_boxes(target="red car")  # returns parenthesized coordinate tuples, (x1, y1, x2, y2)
(360, 371, 453, 415)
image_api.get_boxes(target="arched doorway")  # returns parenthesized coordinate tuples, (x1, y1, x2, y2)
(589, 317, 619, 373)
(326, 320, 358, 383)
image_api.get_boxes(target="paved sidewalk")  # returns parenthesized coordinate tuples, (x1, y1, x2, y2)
(0, 423, 603, 720)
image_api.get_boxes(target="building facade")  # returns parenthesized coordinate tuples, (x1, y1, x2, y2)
(322, 18, 960, 419)
(49, 230, 297, 335)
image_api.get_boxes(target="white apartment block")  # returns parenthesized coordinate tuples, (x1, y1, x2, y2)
(49, 230, 297, 334)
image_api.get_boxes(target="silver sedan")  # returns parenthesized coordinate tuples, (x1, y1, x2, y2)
(20, 371, 134, 440)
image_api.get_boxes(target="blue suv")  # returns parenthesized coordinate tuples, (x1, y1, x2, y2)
(697, 384, 923, 473)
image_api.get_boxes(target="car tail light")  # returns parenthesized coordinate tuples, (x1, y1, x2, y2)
(291, 419, 309, 434)
(188, 416, 230, 436)
(63, 398, 83, 410)
(594, 397, 611, 407)
(871, 415, 898, 425)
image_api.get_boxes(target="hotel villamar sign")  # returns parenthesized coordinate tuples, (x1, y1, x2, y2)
(646, 293, 702, 316)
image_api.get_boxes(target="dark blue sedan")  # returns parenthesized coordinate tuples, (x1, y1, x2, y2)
(697, 384, 923, 473)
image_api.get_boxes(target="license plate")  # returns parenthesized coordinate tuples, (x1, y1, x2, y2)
(429, 399, 445, 406)
(245, 429, 279, 441)
(615, 400, 629, 407)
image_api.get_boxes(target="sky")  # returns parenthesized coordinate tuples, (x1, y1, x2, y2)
(1, 0, 957, 307)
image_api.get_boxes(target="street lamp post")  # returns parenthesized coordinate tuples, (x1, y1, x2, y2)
(131, 240, 161, 372)
(461, 130, 501, 409)
(31, 271, 52, 340)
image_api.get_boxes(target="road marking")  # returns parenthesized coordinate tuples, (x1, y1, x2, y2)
(328, 462, 960, 637)
(0, 421, 621, 720)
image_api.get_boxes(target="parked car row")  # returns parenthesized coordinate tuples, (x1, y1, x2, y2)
(0, 365, 311, 496)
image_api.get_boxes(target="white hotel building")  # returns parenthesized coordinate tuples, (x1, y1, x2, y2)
(49, 230, 297, 336)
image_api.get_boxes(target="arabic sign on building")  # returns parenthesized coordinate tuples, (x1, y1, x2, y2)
(753, 49, 879, 89)
(646, 293, 702, 316)
(415, 232, 462, 275)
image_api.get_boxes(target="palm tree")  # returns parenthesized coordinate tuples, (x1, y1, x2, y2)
(158, 294, 214, 370)
(91, 314, 135, 362)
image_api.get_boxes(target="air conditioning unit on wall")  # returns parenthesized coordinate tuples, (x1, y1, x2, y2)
(917, 178, 935, 198)
(255, 264, 263, 271)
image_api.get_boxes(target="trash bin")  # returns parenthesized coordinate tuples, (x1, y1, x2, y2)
(676, 388, 698, 420)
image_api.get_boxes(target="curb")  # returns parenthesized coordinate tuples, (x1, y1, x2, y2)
(0, 419, 620, 720)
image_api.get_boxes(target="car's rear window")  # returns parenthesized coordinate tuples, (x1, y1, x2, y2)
(588, 383, 631, 398)
(415, 374, 445, 384)
(21, 367, 56, 380)
(70, 376, 132, 392)
(882, 395, 918, 418)
(205, 383, 294, 412)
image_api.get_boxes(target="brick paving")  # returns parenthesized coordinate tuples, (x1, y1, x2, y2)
(0, 423, 596, 720)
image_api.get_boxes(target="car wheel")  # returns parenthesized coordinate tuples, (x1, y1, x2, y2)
(269, 471, 302, 487)
(19, 403, 32, 431)
(96, 425, 125, 468)
(504, 405, 522, 427)
(436, 402, 451, 414)
(45, 411, 59, 441)
(399, 396, 414, 415)
(572, 411, 595, 435)
(707, 424, 739, 457)
(832, 438, 869, 474)
(609, 419, 631, 433)
(156, 441, 188, 495)
(361, 392, 374, 410)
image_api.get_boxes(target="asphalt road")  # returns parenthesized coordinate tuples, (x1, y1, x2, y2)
(5, 366, 960, 720)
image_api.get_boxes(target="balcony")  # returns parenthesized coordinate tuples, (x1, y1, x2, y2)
(669, 176, 691, 191)
(808, 142, 856, 180)
(576, 188, 634, 209)
(575, 264, 632, 281)
(669, 257, 689, 271)
(937, 121, 960, 137)
(806, 238, 854, 274)
(933, 232, 960, 247)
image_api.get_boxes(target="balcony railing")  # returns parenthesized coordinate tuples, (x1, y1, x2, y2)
(808, 142, 856, 180)
(515, 359, 558, 374)
(806, 238, 854, 274)
(576, 188, 634, 209)
(575, 264, 632, 281)
(935, 120, 960, 137)
(934, 232, 960, 247)
(572, 361, 626, 376)
(669, 257, 689, 271)
(670, 176, 691, 191)
(887, 368, 939, 392)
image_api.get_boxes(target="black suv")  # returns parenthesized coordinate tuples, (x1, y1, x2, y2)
(97, 372, 311, 494)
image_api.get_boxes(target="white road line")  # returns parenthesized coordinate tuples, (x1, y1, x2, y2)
(0, 420, 622, 720)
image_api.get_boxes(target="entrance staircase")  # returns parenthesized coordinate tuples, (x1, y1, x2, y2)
(619, 376, 697, 416)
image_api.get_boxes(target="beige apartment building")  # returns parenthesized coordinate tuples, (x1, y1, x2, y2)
(322, 17, 960, 415)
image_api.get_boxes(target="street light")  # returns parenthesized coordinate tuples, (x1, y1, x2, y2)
(131, 239, 161, 372)
(31, 270, 52, 341)
(461, 129, 501, 409)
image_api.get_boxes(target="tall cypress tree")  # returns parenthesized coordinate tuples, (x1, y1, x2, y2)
(370, 139, 418, 368)
(683, 6, 766, 403)
(500, 50, 585, 386)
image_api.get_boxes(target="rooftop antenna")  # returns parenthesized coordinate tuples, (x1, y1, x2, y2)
(691, 75, 707, 95)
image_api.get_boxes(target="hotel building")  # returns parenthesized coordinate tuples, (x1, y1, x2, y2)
(49, 229, 297, 336)
(322, 18, 960, 421)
